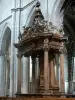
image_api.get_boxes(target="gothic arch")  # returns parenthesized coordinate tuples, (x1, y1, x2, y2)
(1, 26, 11, 53)
(0, 24, 11, 96)
(51, 0, 65, 27)
(0, 23, 11, 49)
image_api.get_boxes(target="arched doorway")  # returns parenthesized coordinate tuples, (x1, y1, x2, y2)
(1, 26, 11, 96)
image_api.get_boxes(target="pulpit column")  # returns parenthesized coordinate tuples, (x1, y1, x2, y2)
(17, 53, 22, 93)
(50, 59, 55, 86)
(44, 39, 49, 93)
(60, 51, 65, 93)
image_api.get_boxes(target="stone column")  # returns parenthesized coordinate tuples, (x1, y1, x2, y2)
(17, 53, 22, 93)
(64, 54, 68, 93)
(32, 56, 36, 93)
(43, 39, 49, 93)
(6, 59, 10, 96)
(0, 55, 6, 96)
(60, 52, 65, 93)
(28, 57, 30, 93)
(35, 57, 39, 92)
(11, 0, 22, 95)
(10, 0, 16, 96)
(22, 57, 29, 94)
(28, 57, 31, 93)
(55, 54, 59, 82)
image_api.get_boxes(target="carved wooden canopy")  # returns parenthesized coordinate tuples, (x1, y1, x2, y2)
(14, 1, 67, 57)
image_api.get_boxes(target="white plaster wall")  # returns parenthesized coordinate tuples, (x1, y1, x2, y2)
(21, 0, 33, 7)
(0, 0, 14, 22)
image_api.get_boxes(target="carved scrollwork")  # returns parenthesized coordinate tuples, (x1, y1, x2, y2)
(33, 19, 45, 34)
(22, 27, 34, 39)
(21, 0, 61, 41)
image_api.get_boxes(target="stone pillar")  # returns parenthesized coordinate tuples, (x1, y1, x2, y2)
(68, 52, 74, 93)
(35, 57, 39, 92)
(28, 57, 30, 93)
(6, 59, 10, 96)
(10, 0, 16, 96)
(44, 39, 49, 93)
(64, 54, 68, 93)
(32, 56, 36, 93)
(0, 55, 6, 96)
(22, 57, 29, 94)
(55, 54, 59, 82)
(17, 53, 22, 93)
(11, 0, 22, 96)
(60, 53, 65, 93)
(28, 57, 31, 93)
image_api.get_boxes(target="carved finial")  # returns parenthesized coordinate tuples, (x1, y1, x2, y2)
(36, 1, 40, 7)
(35, 1, 44, 20)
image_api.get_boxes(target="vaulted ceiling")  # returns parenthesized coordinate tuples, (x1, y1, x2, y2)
(61, 0, 75, 41)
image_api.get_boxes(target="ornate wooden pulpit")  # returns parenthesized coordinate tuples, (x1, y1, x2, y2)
(14, 2, 67, 97)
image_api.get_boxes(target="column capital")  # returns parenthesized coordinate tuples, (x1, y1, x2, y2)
(59, 42, 67, 54)
(59, 47, 67, 54)
(17, 53, 23, 58)
(43, 38, 49, 50)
